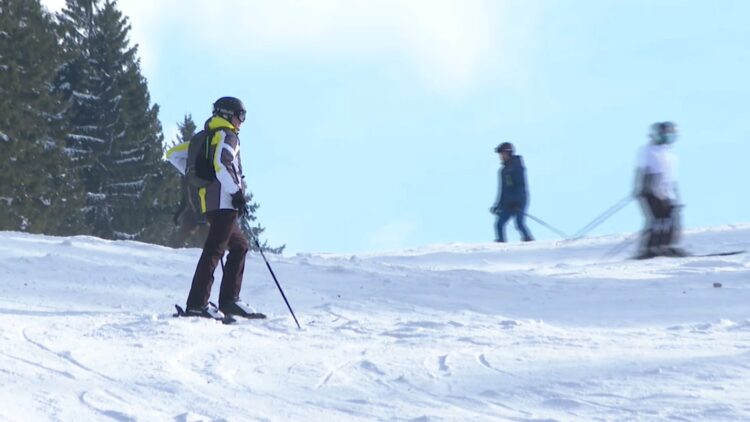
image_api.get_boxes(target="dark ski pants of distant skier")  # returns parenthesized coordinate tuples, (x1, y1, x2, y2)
(641, 194, 679, 250)
(186, 209, 248, 310)
(495, 207, 533, 242)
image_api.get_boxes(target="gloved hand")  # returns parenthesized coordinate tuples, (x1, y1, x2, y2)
(490, 206, 500, 215)
(231, 191, 249, 218)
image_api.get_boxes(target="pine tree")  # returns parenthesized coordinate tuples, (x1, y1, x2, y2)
(50, 0, 281, 249)
(0, 0, 84, 234)
(56, 0, 113, 237)
(172, 114, 197, 149)
(56, 0, 176, 241)
(91, 0, 173, 241)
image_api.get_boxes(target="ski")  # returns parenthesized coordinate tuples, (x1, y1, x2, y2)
(172, 304, 237, 325)
(633, 249, 745, 260)
(679, 250, 746, 258)
(233, 312, 267, 320)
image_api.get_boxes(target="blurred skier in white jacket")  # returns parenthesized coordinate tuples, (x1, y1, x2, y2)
(634, 121, 686, 259)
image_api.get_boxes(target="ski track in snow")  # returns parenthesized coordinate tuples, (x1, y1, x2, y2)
(0, 227, 750, 420)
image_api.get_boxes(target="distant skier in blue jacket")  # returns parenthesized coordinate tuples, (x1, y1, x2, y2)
(490, 142, 533, 242)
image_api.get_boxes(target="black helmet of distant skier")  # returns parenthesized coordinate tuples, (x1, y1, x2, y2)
(213, 96, 246, 123)
(495, 142, 514, 154)
(650, 121, 677, 144)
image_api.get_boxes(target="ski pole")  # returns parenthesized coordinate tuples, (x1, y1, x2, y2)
(524, 213, 570, 239)
(254, 238, 301, 329)
(570, 195, 633, 241)
(601, 231, 641, 259)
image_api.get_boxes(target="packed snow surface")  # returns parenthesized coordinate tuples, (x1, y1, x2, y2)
(1, 226, 749, 421)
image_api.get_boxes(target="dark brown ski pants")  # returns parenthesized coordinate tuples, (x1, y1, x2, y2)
(641, 193, 679, 250)
(186, 209, 248, 309)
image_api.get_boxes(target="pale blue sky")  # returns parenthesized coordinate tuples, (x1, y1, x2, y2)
(43, 0, 750, 253)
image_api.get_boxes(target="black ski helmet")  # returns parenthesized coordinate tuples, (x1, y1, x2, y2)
(649, 121, 677, 144)
(495, 142, 514, 154)
(213, 96, 246, 122)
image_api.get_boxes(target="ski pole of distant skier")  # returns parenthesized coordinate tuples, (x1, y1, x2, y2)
(254, 238, 301, 329)
(569, 195, 633, 241)
(524, 213, 570, 239)
(600, 230, 641, 259)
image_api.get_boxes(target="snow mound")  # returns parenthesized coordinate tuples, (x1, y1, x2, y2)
(1, 226, 749, 420)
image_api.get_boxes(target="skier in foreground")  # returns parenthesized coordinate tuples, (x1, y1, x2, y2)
(634, 121, 686, 259)
(180, 97, 265, 321)
(490, 142, 534, 243)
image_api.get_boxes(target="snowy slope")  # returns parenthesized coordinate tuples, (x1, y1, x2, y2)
(1, 226, 749, 421)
